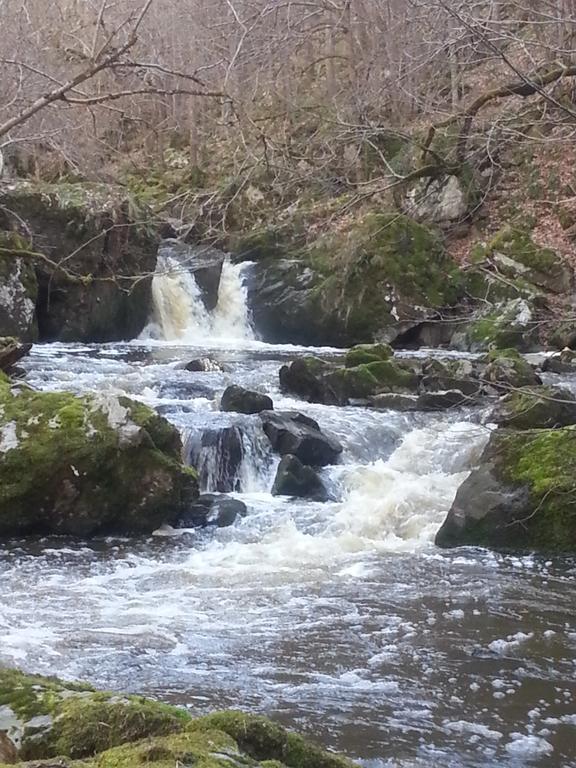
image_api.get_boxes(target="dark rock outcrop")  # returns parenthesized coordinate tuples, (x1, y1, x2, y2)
(260, 411, 342, 466)
(272, 454, 328, 500)
(220, 384, 273, 414)
(542, 348, 576, 374)
(0, 182, 159, 342)
(176, 493, 247, 528)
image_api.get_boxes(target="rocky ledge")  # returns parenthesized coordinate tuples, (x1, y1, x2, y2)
(0, 669, 356, 768)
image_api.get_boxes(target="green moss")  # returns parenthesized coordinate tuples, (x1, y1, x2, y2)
(498, 428, 576, 549)
(191, 712, 356, 768)
(344, 344, 392, 368)
(92, 729, 240, 768)
(324, 358, 417, 400)
(0, 385, 194, 536)
(0, 669, 93, 721)
(488, 226, 557, 272)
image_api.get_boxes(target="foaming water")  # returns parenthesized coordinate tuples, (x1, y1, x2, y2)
(6, 341, 576, 767)
(144, 252, 254, 343)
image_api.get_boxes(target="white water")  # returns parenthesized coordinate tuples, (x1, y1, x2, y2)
(3, 274, 576, 766)
(144, 252, 254, 343)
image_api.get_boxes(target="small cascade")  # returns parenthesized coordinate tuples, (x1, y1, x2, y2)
(144, 245, 254, 342)
(184, 420, 276, 494)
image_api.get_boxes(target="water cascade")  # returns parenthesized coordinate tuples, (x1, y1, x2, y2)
(144, 245, 254, 342)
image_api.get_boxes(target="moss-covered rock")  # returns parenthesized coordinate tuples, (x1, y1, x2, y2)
(436, 427, 576, 551)
(459, 298, 537, 352)
(247, 213, 462, 346)
(492, 386, 576, 429)
(279, 354, 418, 405)
(191, 713, 355, 768)
(0, 231, 38, 342)
(0, 671, 359, 768)
(0, 381, 197, 536)
(481, 348, 540, 390)
(344, 344, 392, 368)
(474, 225, 573, 294)
(0, 669, 189, 760)
(0, 182, 158, 343)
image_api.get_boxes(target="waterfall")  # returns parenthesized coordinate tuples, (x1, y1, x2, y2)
(143, 247, 254, 342)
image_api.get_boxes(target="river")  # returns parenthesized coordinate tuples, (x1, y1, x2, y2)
(0, 258, 575, 767)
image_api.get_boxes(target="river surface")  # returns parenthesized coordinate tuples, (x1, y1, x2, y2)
(1, 260, 575, 767)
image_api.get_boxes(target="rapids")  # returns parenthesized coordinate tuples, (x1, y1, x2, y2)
(1, 259, 575, 767)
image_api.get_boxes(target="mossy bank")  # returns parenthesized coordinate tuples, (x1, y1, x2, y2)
(0, 669, 358, 768)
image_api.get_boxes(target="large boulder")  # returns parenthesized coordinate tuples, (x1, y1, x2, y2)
(0, 378, 197, 536)
(436, 427, 576, 551)
(0, 182, 158, 342)
(459, 298, 538, 352)
(220, 384, 273, 414)
(246, 213, 462, 346)
(0, 231, 38, 341)
(272, 454, 328, 501)
(260, 411, 342, 466)
(0, 669, 357, 768)
(491, 386, 576, 429)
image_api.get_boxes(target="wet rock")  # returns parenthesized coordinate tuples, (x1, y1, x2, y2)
(0, 182, 158, 343)
(220, 384, 273, 414)
(0, 337, 31, 374)
(191, 426, 244, 492)
(491, 385, 576, 429)
(280, 355, 419, 406)
(177, 493, 247, 528)
(417, 389, 468, 411)
(279, 357, 338, 405)
(272, 454, 327, 501)
(158, 240, 224, 311)
(260, 411, 342, 467)
(0, 382, 197, 537)
(436, 427, 576, 552)
(370, 393, 419, 411)
(184, 357, 227, 372)
(542, 348, 576, 374)
(0, 231, 38, 341)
